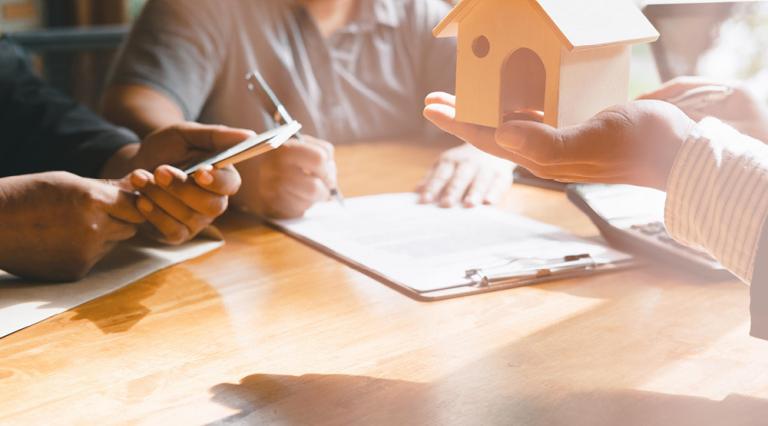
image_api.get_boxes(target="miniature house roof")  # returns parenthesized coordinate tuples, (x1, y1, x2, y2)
(434, 0, 660, 51)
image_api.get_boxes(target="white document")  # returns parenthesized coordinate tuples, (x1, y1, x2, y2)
(271, 193, 632, 299)
(0, 237, 223, 338)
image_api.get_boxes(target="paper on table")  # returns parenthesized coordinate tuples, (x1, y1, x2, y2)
(271, 193, 632, 298)
(0, 235, 223, 339)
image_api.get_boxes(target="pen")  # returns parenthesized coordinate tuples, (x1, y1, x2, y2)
(247, 70, 345, 206)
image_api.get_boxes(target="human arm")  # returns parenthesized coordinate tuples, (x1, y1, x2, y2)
(102, 123, 250, 244)
(424, 92, 693, 190)
(101, 84, 185, 139)
(423, 91, 768, 283)
(640, 76, 768, 144)
(101, 0, 229, 137)
(0, 172, 144, 281)
(0, 40, 138, 178)
(232, 135, 338, 219)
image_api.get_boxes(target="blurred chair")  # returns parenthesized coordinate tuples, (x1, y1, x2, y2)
(3, 25, 129, 109)
(5, 25, 127, 52)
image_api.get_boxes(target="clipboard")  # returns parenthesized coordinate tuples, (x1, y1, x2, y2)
(268, 193, 637, 301)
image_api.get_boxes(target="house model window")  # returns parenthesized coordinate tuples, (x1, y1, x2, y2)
(433, 0, 660, 128)
(473, 36, 490, 58)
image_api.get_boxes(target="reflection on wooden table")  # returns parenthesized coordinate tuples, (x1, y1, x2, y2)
(1, 140, 767, 425)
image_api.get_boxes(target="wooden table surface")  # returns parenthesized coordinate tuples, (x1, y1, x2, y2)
(2, 141, 768, 426)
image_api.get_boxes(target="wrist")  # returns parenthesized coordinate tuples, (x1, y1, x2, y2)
(643, 102, 696, 191)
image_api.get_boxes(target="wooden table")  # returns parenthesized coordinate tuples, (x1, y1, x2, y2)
(2, 141, 768, 426)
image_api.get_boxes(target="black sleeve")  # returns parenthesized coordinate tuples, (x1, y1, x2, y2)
(0, 39, 139, 178)
(750, 220, 768, 339)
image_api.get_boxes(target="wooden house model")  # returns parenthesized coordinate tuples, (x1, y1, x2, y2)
(434, 0, 660, 128)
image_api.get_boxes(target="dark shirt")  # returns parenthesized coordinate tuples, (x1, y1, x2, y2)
(0, 39, 137, 178)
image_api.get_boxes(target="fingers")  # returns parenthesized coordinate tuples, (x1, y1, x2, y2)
(418, 159, 456, 203)
(307, 137, 340, 189)
(101, 182, 145, 225)
(165, 122, 255, 151)
(281, 171, 330, 204)
(463, 167, 504, 207)
(136, 195, 193, 244)
(437, 161, 476, 207)
(425, 91, 456, 107)
(137, 123, 255, 171)
(132, 168, 224, 244)
(103, 218, 139, 242)
(154, 163, 241, 198)
(276, 139, 337, 188)
(154, 165, 187, 187)
(494, 120, 570, 165)
(192, 165, 242, 196)
(278, 139, 333, 170)
(267, 173, 329, 218)
(484, 171, 510, 205)
(638, 76, 723, 101)
(424, 94, 613, 186)
(153, 169, 230, 217)
(423, 103, 511, 159)
(144, 180, 216, 222)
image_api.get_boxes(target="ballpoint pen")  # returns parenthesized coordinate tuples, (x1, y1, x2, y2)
(246, 70, 345, 206)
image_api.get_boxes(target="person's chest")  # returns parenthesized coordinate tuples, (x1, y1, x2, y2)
(196, 3, 424, 143)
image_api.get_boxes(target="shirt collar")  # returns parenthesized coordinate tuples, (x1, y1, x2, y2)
(354, 0, 400, 30)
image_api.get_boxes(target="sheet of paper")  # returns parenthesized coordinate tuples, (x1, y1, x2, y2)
(0, 237, 223, 338)
(271, 193, 631, 295)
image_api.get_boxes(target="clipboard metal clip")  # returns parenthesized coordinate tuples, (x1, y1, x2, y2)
(464, 253, 597, 288)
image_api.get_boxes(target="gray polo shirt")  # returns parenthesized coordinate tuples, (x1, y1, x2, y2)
(109, 0, 456, 143)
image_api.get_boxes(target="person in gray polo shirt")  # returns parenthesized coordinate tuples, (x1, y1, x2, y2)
(102, 0, 514, 218)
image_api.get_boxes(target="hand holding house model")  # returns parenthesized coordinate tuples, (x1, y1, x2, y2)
(434, 0, 660, 128)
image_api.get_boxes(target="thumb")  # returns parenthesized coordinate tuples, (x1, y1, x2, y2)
(496, 120, 569, 165)
(97, 180, 145, 224)
(423, 103, 510, 159)
(172, 122, 255, 152)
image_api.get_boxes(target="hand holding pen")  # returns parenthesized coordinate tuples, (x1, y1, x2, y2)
(246, 70, 345, 205)
(241, 134, 341, 218)
(640, 76, 768, 143)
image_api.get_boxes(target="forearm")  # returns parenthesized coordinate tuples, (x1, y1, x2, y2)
(665, 117, 768, 283)
(0, 40, 139, 178)
(101, 84, 185, 139)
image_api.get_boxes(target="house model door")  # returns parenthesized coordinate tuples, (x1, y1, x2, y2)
(500, 48, 546, 123)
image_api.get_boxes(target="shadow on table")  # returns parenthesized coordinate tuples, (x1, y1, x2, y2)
(67, 275, 163, 334)
(207, 373, 431, 426)
(207, 373, 768, 426)
(69, 265, 223, 334)
(205, 266, 766, 425)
